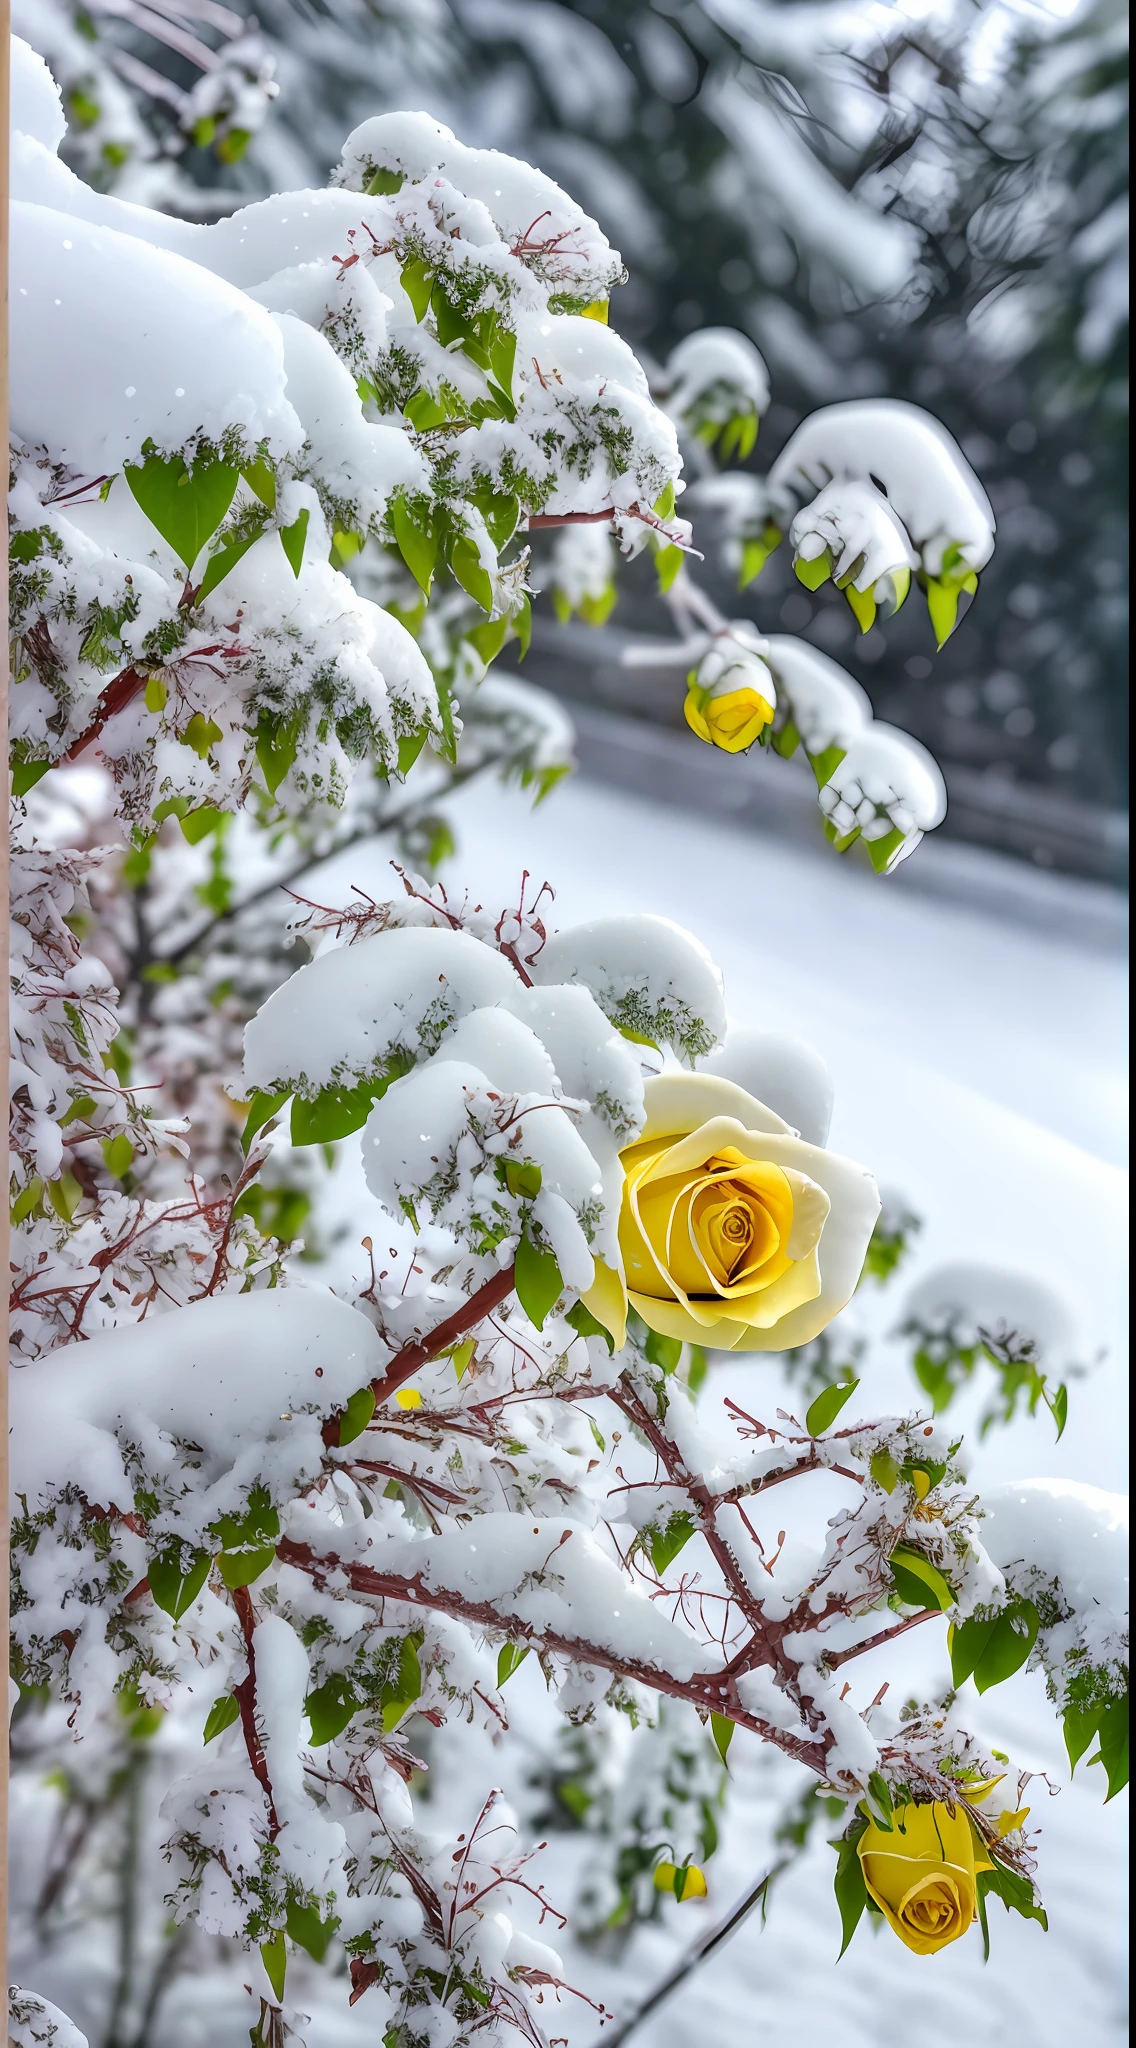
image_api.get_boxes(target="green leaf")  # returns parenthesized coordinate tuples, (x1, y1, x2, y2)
(290, 1065, 409, 1145)
(648, 1510, 695, 1575)
(738, 523, 781, 587)
(497, 1642, 530, 1688)
(711, 1712, 735, 1765)
(392, 496, 437, 593)
(809, 743, 846, 790)
(179, 803, 226, 844)
(124, 451, 238, 572)
(832, 1822, 869, 1958)
(11, 759, 52, 796)
(397, 728, 429, 776)
(449, 534, 494, 612)
(400, 257, 434, 321)
(655, 543, 685, 593)
(564, 1300, 615, 1355)
(337, 1385, 377, 1447)
(241, 459, 277, 509)
(183, 713, 223, 759)
(514, 1233, 563, 1330)
(405, 388, 450, 431)
(1046, 1382, 1069, 1439)
(466, 616, 509, 666)
(806, 1378, 859, 1437)
(260, 1930, 287, 2003)
(148, 1544, 212, 1619)
(365, 165, 403, 196)
(100, 1133, 134, 1179)
(241, 1088, 289, 1154)
(977, 1858, 1048, 1932)
(213, 1485, 279, 1588)
(869, 1448, 901, 1494)
(1063, 1701, 1103, 1772)
(280, 507, 310, 577)
(448, 1338, 476, 1381)
(866, 827, 907, 875)
(255, 709, 303, 797)
(286, 1898, 340, 1962)
(380, 1633, 423, 1730)
(203, 1692, 241, 1744)
(794, 547, 832, 592)
(644, 1328, 683, 1375)
(867, 1771, 895, 1829)
(197, 529, 262, 600)
(513, 593, 532, 659)
(949, 1599, 1038, 1693)
(653, 482, 676, 521)
(473, 489, 520, 551)
(305, 1674, 359, 1746)
(502, 1158, 542, 1199)
(1093, 1694, 1129, 1800)
(888, 1545, 955, 1613)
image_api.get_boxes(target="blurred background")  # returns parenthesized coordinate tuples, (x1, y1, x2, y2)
(15, 0, 1129, 882)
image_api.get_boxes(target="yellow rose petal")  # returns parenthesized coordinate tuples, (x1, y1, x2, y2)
(395, 1388, 423, 1410)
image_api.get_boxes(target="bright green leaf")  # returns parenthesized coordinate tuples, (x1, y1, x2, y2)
(449, 534, 494, 612)
(100, 1133, 134, 1179)
(260, 1931, 287, 2003)
(148, 1544, 212, 1619)
(280, 507, 310, 578)
(336, 1386, 377, 1446)
(564, 1300, 615, 1355)
(124, 451, 238, 572)
(392, 496, 437, 593)
(513, 1232, 563, 1330)
(794, 548, 832, 592)
(711, 1712, 735, 1765)
(285, 1898, 340, 1962)
(648, 1510, 695, 1575)
(203, 1692, 241, 1744)
(949, 1599, 1038, 1693)
(832, 1822, 869, 1958)
(870, 1449, 901, 1494)
(806, 1378, 859, 1437)
(241, 1088, 289, 1154)
(305, 1674, 359, 1747)
(888, 1545, 956, 1613)
(497, 1643, 530, 1688)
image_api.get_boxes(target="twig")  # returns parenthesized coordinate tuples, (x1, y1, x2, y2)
(325, 1263, 519, 1440)
(592, 1856, 792, 2048)
(231, 1584, 279, 1836)
(823, 1607, 939, 1670)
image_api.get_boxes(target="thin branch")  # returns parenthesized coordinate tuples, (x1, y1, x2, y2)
(822, 1607, 939, 1671)
(592, 1855, 792, 2048)
(324, 1264, 519, 1443)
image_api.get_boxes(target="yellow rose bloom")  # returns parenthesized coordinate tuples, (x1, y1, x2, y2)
(582, 1073, 879, 1352)
(684, 676, 774, 753)
(858, 1802, 993, 1956)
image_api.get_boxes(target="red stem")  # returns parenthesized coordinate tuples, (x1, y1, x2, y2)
(525, 510, 616, 527)
(231, 1584, 279, 1836)
(61, 665, 149, 763)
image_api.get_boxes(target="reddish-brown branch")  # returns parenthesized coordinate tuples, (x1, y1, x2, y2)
(325, 1264, 518, 1444)
(231, 1584, 280, 1836)
(61, 665, 150, 763)
(822, 1608, 940, 1671)
(525, 510, 616, 527)
(277, 1537, 830, 1774)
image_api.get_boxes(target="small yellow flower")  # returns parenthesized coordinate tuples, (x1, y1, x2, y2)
(653, 1861, 708, 1901)
(395, 1388, 423, 1410)
(858, 1801, 992, 1956)
(684, 677, 774, 754)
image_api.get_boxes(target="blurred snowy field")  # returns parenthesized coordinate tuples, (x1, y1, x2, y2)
(310, 770, 1128, 2048)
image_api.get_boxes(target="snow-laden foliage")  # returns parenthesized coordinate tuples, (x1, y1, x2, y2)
(7, 29, 1127, 2047)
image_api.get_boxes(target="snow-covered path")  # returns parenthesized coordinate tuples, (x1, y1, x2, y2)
(323, 769, 1128, 2048)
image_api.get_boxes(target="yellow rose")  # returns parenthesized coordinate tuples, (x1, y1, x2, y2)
(582, 1073, 879, 1351)
(858, 1801, 993, 1956)
(684, 674, 774, 754)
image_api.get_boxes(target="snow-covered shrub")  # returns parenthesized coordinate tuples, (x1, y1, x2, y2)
(7, 30, 1128, 2048)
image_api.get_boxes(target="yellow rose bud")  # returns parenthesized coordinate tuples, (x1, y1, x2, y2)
(653, 1861, 708, 1900)
(858, 1802, 993, 1956)
(582, 1073, 879, 1353)
(684, 675, 774, 754)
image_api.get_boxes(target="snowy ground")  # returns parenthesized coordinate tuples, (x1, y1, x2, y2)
(313, 770, 1129, 2048)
